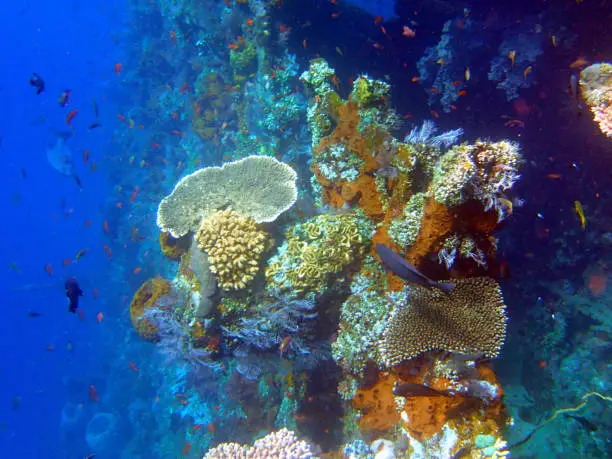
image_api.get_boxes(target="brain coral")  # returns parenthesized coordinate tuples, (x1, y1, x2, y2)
(129, 277, 172, 342)
(203, 428, 314, 458)
(195, 209, 268, 291)
(157, 156, 297, 238)
(379, 277, 507, 366)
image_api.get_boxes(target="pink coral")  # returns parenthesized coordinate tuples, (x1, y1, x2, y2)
(592, 104, 612, 138)
(203, 428, 315, 458)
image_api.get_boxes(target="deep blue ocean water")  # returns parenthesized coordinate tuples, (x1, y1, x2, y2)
(0, 0, 610, 458)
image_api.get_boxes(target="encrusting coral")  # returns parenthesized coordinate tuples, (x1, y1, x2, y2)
(379, 278, 508, 366)
(129, 277, 172, 342)
(203, 427, 315, 458)
(157, 155, 297, 238)
(195, 209, 268, 291)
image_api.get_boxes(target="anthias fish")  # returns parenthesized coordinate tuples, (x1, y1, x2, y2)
(65, 277, 84, 313)
(375, 244, 454, 294)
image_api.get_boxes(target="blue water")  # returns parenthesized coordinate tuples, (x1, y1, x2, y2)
(1, 0, 610, 458)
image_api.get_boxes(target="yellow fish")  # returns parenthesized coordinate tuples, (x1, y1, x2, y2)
(508, 50, 516, 67)
(574, 200, 586, 230)
(551, 35, 557, 47)
(523, 65, 532, 80)
(464, 67, 471, 81)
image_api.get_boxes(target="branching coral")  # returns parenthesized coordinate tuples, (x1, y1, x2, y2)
(195, 209, 268, 290)
(157, 155, 297, 238)
(265, 214, 366, 298)
(203, 427, 315, 458)
(379, 278, 508, 366)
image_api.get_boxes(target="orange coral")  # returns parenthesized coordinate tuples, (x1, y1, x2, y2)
(129, 277, 172, 342)
(352, 373, 400, 435)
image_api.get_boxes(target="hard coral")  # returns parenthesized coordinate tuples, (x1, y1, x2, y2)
(196, 209, 268, 291)
(129, 277, 172, 342)
(379, 278, 508, 366)
(203, 427, 315, 458)
(157, 155, 297, 238)
(158, 231, 189, 261)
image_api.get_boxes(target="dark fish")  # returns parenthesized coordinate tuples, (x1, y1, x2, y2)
(568, 415, 598, 432)
(73, 173, 83, 189)
(393, 382, 452, 397)
(65, 277, 84, 313)
(88, 122, 101, 130)
(27, 311, 42, 318)
(29, 73, 45, 95)
(58, 89, 72, 107)
(375, 244, 454, 294)
(92, 99, 99, 118)
(569, 74, 584, 112)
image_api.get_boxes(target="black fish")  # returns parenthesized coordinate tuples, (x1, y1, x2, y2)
(65, 277, 84, 313)
(393, 382, 452, 397)
(27, 311, 42, 318)
(88, 122, 101, 130)
(375, 244, 454, 294)
(72, 173, 83, 189)
(29, 73, 45, 95)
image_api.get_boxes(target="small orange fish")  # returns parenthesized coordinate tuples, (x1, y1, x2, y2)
(129, 361, 139, 373)
(171, 130, 184, 136)
(83, 149, 89, 163)
(44, 264, 53, 277)
(116, 202, 123, 209)
(180, 82, 188, 94)
(331, 12, 340, 18)
(151, 143, 160, 149)
(92, 288, 99, 299)
(372, 42, 383, 50)
(373, 16, 383, 25)
(523, 66, 532, 80)
(402, 114, 413, 119)
(130, 187, 140, 203)
(547, 173, 562, 179)
(90, 162, 98, 172)
(84, 219, 92, 228)
(279, 336, 292, 357)
(224, 0, 230, 7)
(63, 258, 72, 267)
(450, 105, 457, 110)
(114, 63, 122, 75)
(246, 18, 254, 26)
(103, 220, 110, 233)
(103, 245, 112, 259)
(193, 424, 203, 432)
(508, 50, 516, 67)
(169, 30, 177, 45)
(411, 76, 419, 82)
(89, 384, 99, 402)
(207, 422, 215, 434)
(181, 442, 192, 455)
(457, 89, 467, 96)
(402, 25, 416, 37)
(133, 267, 142, 275)
(66, 109, 78, 125)
(117, 113, 127, 121)
(431, 110, 440, 118)
(539, 360, 547, 369)
(302, 39, 307, 48)
(96, 312, 104, 324)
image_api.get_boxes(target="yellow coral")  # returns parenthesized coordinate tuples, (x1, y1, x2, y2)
(129, 277, 172, 342)
(195, 209, 268, 291)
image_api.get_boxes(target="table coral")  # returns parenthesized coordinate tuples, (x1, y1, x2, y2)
(129, 277, 172, 342)
(195, 209, 268, 291)
(379, 278, 508, 366)
(157, 155, 297, 238)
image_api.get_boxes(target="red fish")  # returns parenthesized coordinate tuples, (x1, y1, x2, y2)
(44, 264, 53, 277)
(89, 385, 99, 402)
(129, 361, 139, 373)
(130, 186, 140, 203)
(151, 143, 160, 149)
(103, 220, 110, 233)
(457, 89, 467, 96)
(169, 31, 177, 45)
(63, 258, 72, 267)
(207, 422, 215, 434)
(92, 288, 99, 299)
(181, 442, 192, 455)
(103, 245, 112, 259)
(83, 149, 89, 163)
(193, 424, 203, 432)
(96, 312, 104, 324)
(84, 219, 92, 228)
(179, 82, 188, 94)
(373, 16, 383, 25)
(66, 109, 78, 125)
(114, 63, 122, 75)
(133, 267, 142, 275)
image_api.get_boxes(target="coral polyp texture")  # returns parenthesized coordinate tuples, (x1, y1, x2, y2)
(129, 277, 172, 342)
(379, 277, 508, 366)
(579, 62, 612, 138)
(195, 209, 268, 291)
(265, 214, 366, 298)
(157, 155, 298, 238)
(203, 428, 314, 458)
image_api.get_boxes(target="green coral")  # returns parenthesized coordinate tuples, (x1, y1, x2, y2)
(265, 214, 366, 299)
(350, 75, 390, 108)
(388, 192, 427, 247)
(230, 40, 257, 73)
(299, 58, 336, 96)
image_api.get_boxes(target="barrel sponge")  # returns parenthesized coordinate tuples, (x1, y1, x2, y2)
(129, 277, 172, 342)
(379, 278, 507, 366)
(157, 156, 298, 238)
(85, 412, 119, 453)
(195, 209, 268, 291)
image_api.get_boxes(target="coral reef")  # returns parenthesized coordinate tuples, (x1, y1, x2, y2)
(203, 427, 315, 458)
(265, 214, 366, 299)
(580, 62, 612, 138)
(158, 231, 189, 261)
(196, 209, 268, 291)
(157, 156, 297, 238)
(129, 277, 172, 342)
(379, 278, 508, 366)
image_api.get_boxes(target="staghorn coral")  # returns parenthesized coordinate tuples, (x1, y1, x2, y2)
(379, 278, 507, 366)
(129, 277, 172, 342)
(579, 62, 612, 138)
(157, 156, 297, 238)
(195, 209, 268, 291)
(265, 214, 366, 299)
(203, 427, 315, 458)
